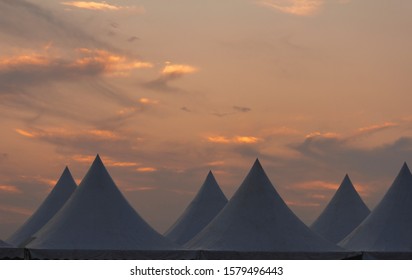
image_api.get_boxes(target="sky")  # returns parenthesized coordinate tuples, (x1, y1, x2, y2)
(1, 0, 412, 239)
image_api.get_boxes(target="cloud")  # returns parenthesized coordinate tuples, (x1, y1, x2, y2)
(212, 106, 253, 117)
(285, 200, 320, 207)
(161, 64, 197, 77)
(15, 127, 125, 142)
(72, 154, 139, 168)
(0, 0, 114, 50)
(207, 135, 260, 144)
(143, 62, 198, 93)
(355, 122, 399, 137)
(128, 36, 140, 43)
(136, 167, 157, 173)
(180, 107, 192, 113)
(0, 49, 152, 94)
(0, 185, 22, 194)
(258, 0, 324, 16)
(61, 1, 145, 13)
(124, 186, 158, 192)
(0, 204, 31, 217)
(206, 160, 225, 167)
(233, 106, 252, 113)
(292, 180, 339, 191)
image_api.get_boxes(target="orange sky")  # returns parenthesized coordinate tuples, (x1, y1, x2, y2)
(1, 0, 412, 238)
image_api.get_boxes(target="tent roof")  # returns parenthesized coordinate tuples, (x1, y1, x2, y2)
(187, 159, 340, 251)
(0, 240, 12, 248)
(340, 163, 412, 251)
(7, 167, 77, 247)
(310, 174, 370, 243)
(165, 171, 228, 245)
(27, 155, 179, 250)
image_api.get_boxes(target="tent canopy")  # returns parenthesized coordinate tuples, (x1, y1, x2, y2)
(27, 155, 179, 250)
(165, 171, 227, 245)
(187, 159, 341, 252)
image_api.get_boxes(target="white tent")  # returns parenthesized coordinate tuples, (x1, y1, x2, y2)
(27, 155, 179, 250)
(0, 240, 11, 248)
(7, 167, 77, 247)
(339, 163, 412, 251)
(310, 174, 370, 244)
(186, 159, 340, 251)
(165, 171, 227, 245)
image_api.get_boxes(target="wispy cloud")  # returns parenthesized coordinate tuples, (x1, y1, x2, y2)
(0, 204, 32, 216)
(74, 48, 153, 76)
(212, 106, 253, 117)
(206, 160, 225, 167)
(61, 1, 145, 13)
(0, 185, 22, 194)
(124, 186, 158, 192)
(0, 0, 114, 50)
(292, 180, 339, 191)
(356, 122, 399, 136)
(72, 154, 139, 168)
(136, 167, 157, 173)
(143, 62, 198, 93)
(207, 135, 260, 144)
(161, 63, 197, 77)
(0, 49, 152, 93)
(258, 0, 324, 16)
(233, 106, 252, 113)
(285, 200, 321, 207)
(15, 127, 124, 142)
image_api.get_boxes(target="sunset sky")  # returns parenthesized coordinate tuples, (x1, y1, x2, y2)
(1, 0, 412, 238)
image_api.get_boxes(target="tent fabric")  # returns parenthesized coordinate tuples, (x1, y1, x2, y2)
(27, 155, 179, 250)
(0, 239, 12, 248)
(165, 171, 228, 245)
(7, 167, 77, 247)
(310, 174, 370, 244)
(339, 163, 412, 251)
(186, 159, 341, 251)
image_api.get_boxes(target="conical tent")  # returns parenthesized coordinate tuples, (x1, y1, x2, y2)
(310, 174, 370, 244)
(165, 171, 228, 245)
(27, 155, 179, 250)
(0, 240, 11, 248)
(340, 163, 412, 251)
(7, 167, 77, 247)
(187, 159, 340, 251)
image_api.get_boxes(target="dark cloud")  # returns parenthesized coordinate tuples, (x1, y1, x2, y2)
(233, 106, 251, 113)
(142, 76, 185, 93)
(290, 135, 412, 176)
(211, 106, 252, 117)
(0, 57, 104, 94)
(0, 0, 115, 50)
(180, 106, 192, 112)
(142, 64, 197, 93)
(128, 36, 140, 43)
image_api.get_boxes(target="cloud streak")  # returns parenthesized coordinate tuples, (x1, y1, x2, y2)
(259, 0, 324, 16)
(62, 1, 145, 13)
(143, 62, 198, 93)
(207, 135, 260, 144)
(0, 185, 22, 194)
(0, 48, 152, 93)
